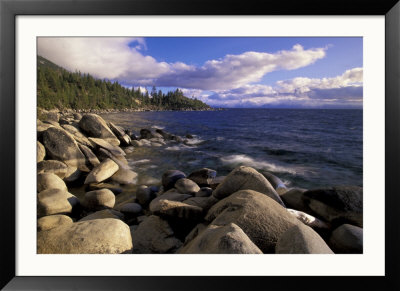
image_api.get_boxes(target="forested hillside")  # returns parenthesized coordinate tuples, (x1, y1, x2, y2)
(37, 56, 211, 111)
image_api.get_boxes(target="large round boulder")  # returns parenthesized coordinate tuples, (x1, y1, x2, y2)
(37, 188, 79, 217)
(179, 223, 263, 254)
(79, 209, 124, 222)
(212, 166, 285, 207)
(84, 158, 119, 184)
(81, 189, 115, 211)
(206, 190, 298, 253)
(131, 215, 182, 254)
(329, 224, 363, 254)
(42, 127, 87, 168)
(303, 186, 363, 227)
(275, 224, 334, 254)
(161, 170, 186, 191)
(37, 173, 67, 192)
(37, 218, 132, 254)
(79, 114, 120, 146)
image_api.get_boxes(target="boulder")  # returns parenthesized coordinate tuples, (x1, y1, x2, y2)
(131, 215, 182, 254)
(329, 224, 363, 254)
(37, 160, 69, 178)
(79, 209, 124, 222)
(81, 189, 115, 211)
(175, 178, 200, 194)
(110, 168, 138, 185)
(78, 144, 100, 168)
(37, 218, 132, 254)
(131, 140, 143, 147)
(280, 188, 310, 212)
(139, 128, 154, 139)
(37, 215, 73, 231)
(149, 191, 192, 212)
(37, 188, 79, 217)
(119, 203, 142, 216)
(287, 209, 330, 229)
(61, 124, 93, 149)
(155, 129, 173, 140)
(183, 196, 219, 212)
(86, 183, 123, 195)
(212, 166, 285, 207)
(150, 200, 203, 220)
(195, 187, 213, 197)
(37, 173, 67, 192)
(161, 170, 186, 191)
(84, 158, 119, 184)
(37, 122, 54, 138)
(88, 137, 126, 157)
(136, 185, 156, 206)
(303, 186, 363, 227)
(79, 114, 120, 146)
(179, 223, 263, 254)
(275, 224, 334, 254)
(63, 166, 83, 182)
(108, 122, 131, 146)
(209, 176, 226, 190)
(42, 127, 87, 168)
(262, 172, 287, 195)
(96, 148, 130, 170)
(206, 190, 298, 253)
(37, 141, 46, 162)
(187, 168, 217, 186)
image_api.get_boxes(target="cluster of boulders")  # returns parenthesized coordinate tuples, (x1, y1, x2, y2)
(37, 109, 363, 254)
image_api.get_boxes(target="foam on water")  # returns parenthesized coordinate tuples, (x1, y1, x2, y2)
(165, 144, 192, 151)
(184, 137, 205, 146)
(220, 154, 299, 174)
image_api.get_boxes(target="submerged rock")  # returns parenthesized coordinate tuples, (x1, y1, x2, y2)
(161, 170, 186, 191)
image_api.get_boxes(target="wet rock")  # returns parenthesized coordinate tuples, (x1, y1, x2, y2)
(276, 224, 334, 254)
(280, 188, 310, 212)
(303, 186, 363, 227)
(84, 158, 119, 184)
(162, 170, 186, 191)
(136, 185, 156, 206)
(187, 168, 217, 186)
(81, 189, 115, 211)
(119, 203, 142, 216)
(42, 127, 87, 168)
(131, 215, 182, 254)
(179, 223, 263, 254)
(131, 140, 143, 147)
(175, 178, 200, 195)
(206, 190, 298, 253)
(37, 173, 67, 192)
(195, 187, 213, 197)
(37, 141, 46, 162)
(213, 166, 285, 207)
(140, 128, 154, 139)
(155, 129, 173, 140)
(262, 172, 287, 195)
(329, 224, 363, 254)
(37, 215, 73, 231)
(37, 188, 79, 217)
(37, 218, 132, 254)
(79, 114, 120, 146)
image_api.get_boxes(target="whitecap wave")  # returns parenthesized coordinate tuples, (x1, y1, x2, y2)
(151, 125, 165, 130)
(220, 154, 298, 174)
(131, 159, 151, 165)
(184, 137, 205, 146)
(165, 145, 192, 151)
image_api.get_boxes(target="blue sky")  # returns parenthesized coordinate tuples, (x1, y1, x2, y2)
(38, 37, 363, 108)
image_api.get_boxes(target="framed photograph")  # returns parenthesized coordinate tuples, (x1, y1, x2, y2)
(1, 0, 399, 289)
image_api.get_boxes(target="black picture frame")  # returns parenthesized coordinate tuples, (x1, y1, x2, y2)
(1, 0, 399, 290)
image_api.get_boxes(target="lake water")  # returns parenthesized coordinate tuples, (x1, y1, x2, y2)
(101, 108, 363, 190)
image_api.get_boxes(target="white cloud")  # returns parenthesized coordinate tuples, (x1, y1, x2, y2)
(38, 38, 327, 91)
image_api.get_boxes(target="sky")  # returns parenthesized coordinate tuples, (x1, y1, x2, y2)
(37, 37, 363, 108)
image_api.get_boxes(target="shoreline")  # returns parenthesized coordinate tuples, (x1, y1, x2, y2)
(36, 111, 363, 255)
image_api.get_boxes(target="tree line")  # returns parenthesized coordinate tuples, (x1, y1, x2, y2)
(37, 56, 211, 111)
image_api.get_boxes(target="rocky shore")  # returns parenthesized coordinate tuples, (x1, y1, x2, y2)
(37, 109, 363, 254)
